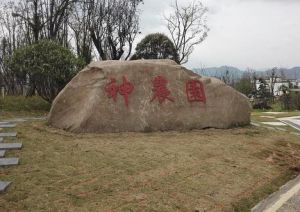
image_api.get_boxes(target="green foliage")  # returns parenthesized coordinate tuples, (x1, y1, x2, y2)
(279, 90, 300, 111)
(131, 33, 179, 63)
(234, 77, 252, 96)
(253, 78, 272, 109)
(6, 40, 84, 103)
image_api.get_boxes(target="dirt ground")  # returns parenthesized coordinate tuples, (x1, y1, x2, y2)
(1, 116, 300, 211)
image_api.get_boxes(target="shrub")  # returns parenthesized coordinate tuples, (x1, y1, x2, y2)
(7, 40, 84, 103)
(279, 92, 300, 110)
(131, 33, 179, 63)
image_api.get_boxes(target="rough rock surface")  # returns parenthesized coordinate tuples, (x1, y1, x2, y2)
(48, 60, 251, 133)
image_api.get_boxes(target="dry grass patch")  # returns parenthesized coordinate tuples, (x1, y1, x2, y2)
(0, 121, 300, 211)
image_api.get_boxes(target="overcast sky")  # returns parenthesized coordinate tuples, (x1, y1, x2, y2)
(137, 0, 300, 70)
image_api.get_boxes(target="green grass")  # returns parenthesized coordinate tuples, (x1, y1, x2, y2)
(0, 96, 50, 119)
(0, 96, 50, 112)
(252, 101, 300, 113)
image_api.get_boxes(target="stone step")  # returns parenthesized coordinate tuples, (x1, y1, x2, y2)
(0, 150, 5, 157)
(0, 158, 19, 166)
(0, 132, 17, 137)
(0, 143, 22, 150)
(0, 181, 11, 193)
(0, 124, 16, 128)
(0, 137, 3, 143)
(0, 122, 11, 125)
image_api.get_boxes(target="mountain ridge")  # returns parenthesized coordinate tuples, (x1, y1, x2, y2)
(193, 66, 300, 80)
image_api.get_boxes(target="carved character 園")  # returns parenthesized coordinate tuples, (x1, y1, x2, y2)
(186, 80, 206, 103)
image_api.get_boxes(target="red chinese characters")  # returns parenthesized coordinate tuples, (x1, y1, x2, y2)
(119, 76, 134, 107)
(104, 75, 206, 107)
(105, 78, 119, 102)
(186, 80, 206, 103)
(151, 75, 174, 104)
(105, 76, 134, 107)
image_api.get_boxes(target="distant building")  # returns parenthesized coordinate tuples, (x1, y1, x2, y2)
(255, 78, 300, 96)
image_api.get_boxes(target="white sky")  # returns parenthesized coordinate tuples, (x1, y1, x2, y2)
(137, 0, 300, 70)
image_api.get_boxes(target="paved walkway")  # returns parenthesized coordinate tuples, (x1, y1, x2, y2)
(252, 175, 300, 212)
(279, 116, 300, 132)
(0, 120, 22, 193)
(252, 115, 300, 211)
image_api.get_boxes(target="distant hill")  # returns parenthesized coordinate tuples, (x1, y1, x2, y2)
(271, 67, 300, 80)
(193, 66, 300, 80)
(193, 66, 243, 81)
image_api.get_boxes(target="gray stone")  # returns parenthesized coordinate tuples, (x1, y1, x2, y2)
(0, 124, 16, 128)
(262, 122, 286, 126)
(48, 60, 251, 133)
(0, 158, 19, 166)
(0, 150, 5, 157)
(0, 137, 3, 143)
(3, 117, 46, 123)
(252, 175, 300, 212)
(277, 190, 300, 212)
(0, 122, 11, 125)
(0, 181, 11, 193)
(251, 122, 261, 127)
(0, 143, 22, 150)
(0, 132, 17, 137)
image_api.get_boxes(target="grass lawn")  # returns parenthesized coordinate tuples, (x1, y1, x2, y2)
(0, 114, 300, 211)
(1, 97, 300, 211)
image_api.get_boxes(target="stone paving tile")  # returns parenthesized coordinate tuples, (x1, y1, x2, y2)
(3, 117, 46, 123)
(0, 143, 22, 150)
(0, 122, 11, 125)
(0, 158, 19, 166)
(0, 150, 5, 157)
(251, 122, 261, 127)
(262, 122, 287, 126)
(0, 132, 17, 137)
(0, 124, 16, 128)
(0, 181, 11, 193)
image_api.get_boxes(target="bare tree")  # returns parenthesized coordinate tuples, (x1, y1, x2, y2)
(221, 69, 232, 85)
(268, 67, 278, 97)
(165, 0, 209, 64)
(88, 0, 142, 61)
(0, 2, 28, 95)
(69, 1, 93, 64)
(11, 0, 76, 46)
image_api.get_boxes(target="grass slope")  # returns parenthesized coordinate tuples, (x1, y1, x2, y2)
(0, 120, 300, 211)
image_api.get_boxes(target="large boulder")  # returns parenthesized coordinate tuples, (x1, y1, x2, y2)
(48, 60, 251, 133)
